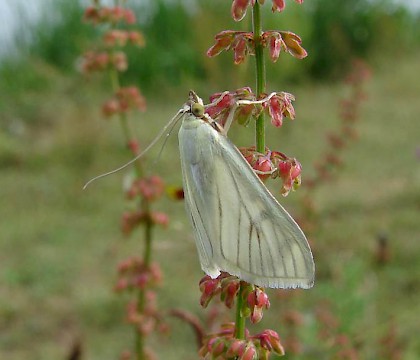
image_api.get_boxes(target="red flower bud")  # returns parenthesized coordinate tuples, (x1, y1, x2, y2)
(272, 0, 285, 12)
(280, 31, 307, 59)
(255, 329, 285, 355)
(226, 340, 247, 357)
(199, 277, 220, 308)
(231, 0, 254, 22)
(253, 156, 273, 180)
(240, 343, 257, 360)
(150, 211, 169, 227)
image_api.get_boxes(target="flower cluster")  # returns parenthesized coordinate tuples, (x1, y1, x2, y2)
(102, 86, 147, 117)
(207, 31, 254, 65)
(199, 274, 270, 324)
(206, 87, 255, 126)
(240, 147, 302, 195)
(82, 2, 171, 360)
(115, 257, 163, 292)
(103, 30, 145, 47)
(84, 5, 136, 25)
(121, 175, 169, 235)
(200, 323, 285, 359)
(81, 50, 128, 73)
(207, 30, 306, 64)
(121, 210, 169, 236)
(206, 88, 296, 128)
(231, 0, 304, 22)
(126, 175, 165, 201)
(115, 257, 167, 360)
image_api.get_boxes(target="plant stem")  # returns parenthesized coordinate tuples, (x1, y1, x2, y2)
(109, 57, 150, 360)
(234, 282, 246, 339)
(252, 1, 267, 153)
(234, 2, 267, 342)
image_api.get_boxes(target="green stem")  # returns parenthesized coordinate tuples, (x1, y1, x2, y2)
(234, 282, 246, 339)
(252, 1, 267, 153)
(233, 0, 268, 344)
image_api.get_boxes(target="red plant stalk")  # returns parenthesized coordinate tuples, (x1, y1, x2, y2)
(82, 2, 167, 359)
(198, 1, 309, 358)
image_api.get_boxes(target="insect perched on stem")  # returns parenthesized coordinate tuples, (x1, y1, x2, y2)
(84, 91, 315, 289)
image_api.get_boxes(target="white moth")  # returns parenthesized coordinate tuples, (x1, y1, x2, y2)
(84, 91, 315, 289)
(179, 91, 314, 289)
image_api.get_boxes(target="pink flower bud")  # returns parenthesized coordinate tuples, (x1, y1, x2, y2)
(255, 288, 270, 308)
(199, 277, 220, 308)
(272, 0, 285, 12)
(290, 159, 302, 180)
(207, 31, 237, 57)
(134, 273, 149, 289)
(233, 36, 247, 64)
(226, 340, 247, 357)
(231, 0, 253, 22)
(254, 156, 273, 180)
(272, 0, 304, 13)
(211, 339, 226, 357)
(128, 31, 145, 47)
(127, 139, 140, 155)
(278, 160, 292, 177)
(256, 330, 285, 355)
(240, 343, 257, 360)
(150, 263, 163, 284)
(111, 52, 128, 71)
(114, 278, 129, 292)
(223, 281, 240, 308)
(104, 30, 128, 46)
(124, 9, 136, 24)
(275, 155, 301, 195)
(207, 31, 254, 64)
(150, 211, 169, 227)
(268, 33, 283, 62)
(280, 31, 307, 59)
(250, 307, 263, 323)
(138, 176, 164, 201)
(102, 99, 120, 117)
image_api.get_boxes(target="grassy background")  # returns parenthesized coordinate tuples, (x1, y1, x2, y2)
(1, 1, 420, 359)
(1, 53, 419, 359)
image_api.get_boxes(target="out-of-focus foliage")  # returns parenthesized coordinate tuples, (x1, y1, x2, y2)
(125, 0, 205, 91)
(306, 0, 419, 79)
(24, 1, 96, 71)
(0, 0, 419, 93)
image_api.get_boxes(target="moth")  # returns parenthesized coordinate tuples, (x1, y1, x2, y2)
(84, 91, 315, 289)
(179, 91, 314, 289)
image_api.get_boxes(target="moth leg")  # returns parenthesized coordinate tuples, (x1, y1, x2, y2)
(221, 92, 278, 136)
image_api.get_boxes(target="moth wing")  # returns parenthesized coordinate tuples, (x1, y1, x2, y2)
(179, 118, 314, 289)
(179, 117, 222, 279)
(212, 135, 315, 289)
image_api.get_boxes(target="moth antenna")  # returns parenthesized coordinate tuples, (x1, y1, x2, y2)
(83, 108, 187, 189)
(152, 113, 181, 166)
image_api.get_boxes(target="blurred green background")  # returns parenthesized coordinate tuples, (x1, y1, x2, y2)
(1, 0, 420, 359)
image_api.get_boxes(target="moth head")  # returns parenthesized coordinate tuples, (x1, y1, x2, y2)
(191, 102, 205, 118)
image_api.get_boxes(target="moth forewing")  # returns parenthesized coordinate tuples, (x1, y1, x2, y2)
(179, 99, 315, 289)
